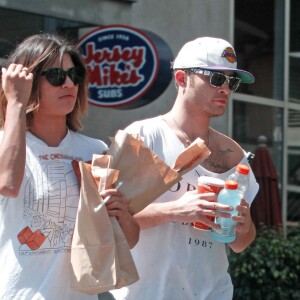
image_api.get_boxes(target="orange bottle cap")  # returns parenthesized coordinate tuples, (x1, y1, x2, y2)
(225, 180, 238, 189)
(236, 164, 250, 175)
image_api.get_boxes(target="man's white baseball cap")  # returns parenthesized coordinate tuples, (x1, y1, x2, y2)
(172, 37, 255, 84)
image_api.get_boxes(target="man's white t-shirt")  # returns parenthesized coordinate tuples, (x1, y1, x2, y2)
(0, 130, 107, 300)
(111, 116, 259, 300)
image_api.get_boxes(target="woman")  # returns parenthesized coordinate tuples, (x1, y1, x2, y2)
(0, 33, 139, 300)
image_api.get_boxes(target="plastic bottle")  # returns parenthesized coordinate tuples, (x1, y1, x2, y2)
(228, 163, 250, 198)
(210, 180, 241, 243)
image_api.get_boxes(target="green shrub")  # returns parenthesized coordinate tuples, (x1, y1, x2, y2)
(228, 226, 300, 300)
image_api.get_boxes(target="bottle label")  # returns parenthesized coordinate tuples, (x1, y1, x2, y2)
(213, 218, 235, 237)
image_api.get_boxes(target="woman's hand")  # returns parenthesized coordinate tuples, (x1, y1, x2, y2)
(2, 64, 33, 107)
(100, 187, 140, 248)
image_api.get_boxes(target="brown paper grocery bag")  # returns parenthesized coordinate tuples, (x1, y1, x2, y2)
(107, 130, 210, 214)
(172, 137, 211, 175)
(110, 217, 139, 288)
(70, 161, 139, 294)
(107, 130, 181, 214)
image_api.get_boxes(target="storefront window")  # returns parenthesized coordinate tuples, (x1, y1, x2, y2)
(287, 109, 300, 223)
(289, 0, 300, 104)
(0, 8, 93, 67)
(287, 0, 300, 224)
(287, 192, 300, 222)
(288, 152, 300, 185)
(232, 101, 283, 177)
(234, 0, 284, 100)
(234, 0, 300, 227)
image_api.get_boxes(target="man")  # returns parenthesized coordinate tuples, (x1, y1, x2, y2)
(110, 37, 259, 300)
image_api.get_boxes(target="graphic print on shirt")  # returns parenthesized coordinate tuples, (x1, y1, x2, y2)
(17, 155, 81, 255)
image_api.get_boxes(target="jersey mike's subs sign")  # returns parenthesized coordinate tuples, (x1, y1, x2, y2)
(77, 24, 173, 109)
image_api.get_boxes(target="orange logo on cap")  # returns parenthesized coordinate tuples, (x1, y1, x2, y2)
(222, 47, 236, 63)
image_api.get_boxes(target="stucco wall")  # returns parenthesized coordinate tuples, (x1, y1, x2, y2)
(0, 0, 132, 25)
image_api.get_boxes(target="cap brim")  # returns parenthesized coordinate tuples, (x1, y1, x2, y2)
(202, 66, 255, 84)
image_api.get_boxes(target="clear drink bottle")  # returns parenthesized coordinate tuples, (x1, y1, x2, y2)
(228, 163, 250, 198)
(210, 180, 241, 243)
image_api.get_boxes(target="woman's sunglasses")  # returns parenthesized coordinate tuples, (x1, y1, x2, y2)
(187, 68, 241, 92)
(41, 66, 85, 86)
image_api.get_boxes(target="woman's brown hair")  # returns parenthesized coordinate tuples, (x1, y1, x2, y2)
(0, 33, 89, 131)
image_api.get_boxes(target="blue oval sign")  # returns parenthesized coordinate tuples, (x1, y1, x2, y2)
(77, 24, 159, 108)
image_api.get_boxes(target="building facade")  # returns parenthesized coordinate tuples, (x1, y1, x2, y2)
(0, 0, 299, 229)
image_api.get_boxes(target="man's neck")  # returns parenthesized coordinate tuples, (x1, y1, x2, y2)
(163, 110, 210, 146)
(167, 102, 210, 136)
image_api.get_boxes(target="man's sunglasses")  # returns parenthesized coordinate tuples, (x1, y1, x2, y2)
(41, 66, 85, 86)
(188, 68, 241, 92)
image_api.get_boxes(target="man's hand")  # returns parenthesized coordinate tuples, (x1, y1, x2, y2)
(232, 198, 252, 234)
(229, 198, 256, 253)
(171, 190, 233, 230)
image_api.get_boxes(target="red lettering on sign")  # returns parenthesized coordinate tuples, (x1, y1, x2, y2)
(85, 43, 145, 68)
(88, 64, 143, 87)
